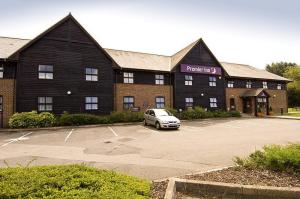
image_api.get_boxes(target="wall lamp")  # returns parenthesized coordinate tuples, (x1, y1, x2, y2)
(201, 93, 204, 96)
(67, 91, 72, 95)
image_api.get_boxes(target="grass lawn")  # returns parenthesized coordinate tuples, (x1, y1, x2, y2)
(0, 165, 150, 199)
(286, 108, 300, 117)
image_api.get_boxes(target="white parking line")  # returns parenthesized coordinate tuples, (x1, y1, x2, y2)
(64, 129, 75, 142)
(1, 132, 33, 147)
(108, 127, 118, 137)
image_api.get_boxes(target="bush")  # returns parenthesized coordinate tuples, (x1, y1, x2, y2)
(59, 113, 103, 126)
(109, 111, 144, 123)
(0, 165, 150, 199)
(234, 143, 300, 174)
(9, 111, 56, 128)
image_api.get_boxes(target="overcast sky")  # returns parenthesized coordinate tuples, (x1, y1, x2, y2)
(1, 0, 299, 68)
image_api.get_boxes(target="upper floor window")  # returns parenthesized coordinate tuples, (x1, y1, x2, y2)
(85, 97, 98, 110)
(185, 97, 193, 107)
(262, 81, 268, 89)
(227, 81, 234, 88)
(123, 96, 134, 110)
(185, 75, 193, 86)
(246, 81, 252, 88)
(210, 98, 217, 108)
(38, 97, 53, 111)
(0, 66, 3, 78)
(209, 76, 216, 87)
(124, 72, 134, 84)
(277, 84, 282, 90)
(155, 97, 165, 108)
(38, 65, 53, 79)
(85, 68, 98, 81)
(155, 74, 164, 85)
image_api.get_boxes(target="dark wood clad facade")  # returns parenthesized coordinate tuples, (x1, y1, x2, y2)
(225, 78, 286, 90)
(16, 17, 114, 114)
(172, 41, 226, 110)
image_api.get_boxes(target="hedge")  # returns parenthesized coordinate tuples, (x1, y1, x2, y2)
(0, 165, 150, 199)
(9, 111, 56, 128)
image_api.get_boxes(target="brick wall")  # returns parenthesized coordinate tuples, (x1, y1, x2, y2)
(226, 88, 288, 115)
(0, 79, 15, 127)
(115, 83, 173, 112)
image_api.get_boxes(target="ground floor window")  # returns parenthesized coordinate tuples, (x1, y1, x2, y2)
(85, 97, 98, 110)
(257, 97, 267, 103)
(210, 98, 217, 108)
(123, 96, 134, 110)
(155, 97, 165, 108)
(38, 97, 53, 111)
(0, 96, 3, 112)
(185, 97, 193, 107)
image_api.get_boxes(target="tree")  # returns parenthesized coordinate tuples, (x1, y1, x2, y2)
(284, 67, 300, 107)
(266, 62, 297, 76)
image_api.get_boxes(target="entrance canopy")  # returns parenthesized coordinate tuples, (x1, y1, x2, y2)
(240, 88, 270, 98)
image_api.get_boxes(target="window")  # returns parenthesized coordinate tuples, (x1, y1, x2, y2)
(209, 76, 216, 87)
(185, 75, 193, 86)
(210, 98, 217, 108)
(155, 97, 165, 108)
(257, 97, 267, 103)
(38, 97, 53, 111)
(246, 81, 252, 88)
(185, 97, 193, 107)
(124, 72, 134, 84)
(123, 96, 134, 110)
(0, 96, 3, 112)
(38, 65, 53, 79)
(0, 66, 3, 78)
(85, 97, 98, 110)
(85, 68, 98, 81)
(155, 74, 164, 85)
(227, 81, 234, 88)
(277, 84, 282, 90)
(263, 81, 268, 89)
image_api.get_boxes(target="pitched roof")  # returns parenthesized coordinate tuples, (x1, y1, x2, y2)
(241, 88, 269, 97)
(0, 37, 29, 59)
(221, 62, 290, 82)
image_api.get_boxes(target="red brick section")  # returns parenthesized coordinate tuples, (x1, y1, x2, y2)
(114, 83, 173, 112)
(226, 88, 288, 115)
(0, 79, 15, 127)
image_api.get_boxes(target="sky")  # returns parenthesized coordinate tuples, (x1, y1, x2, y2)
(0, 0, 299, 69)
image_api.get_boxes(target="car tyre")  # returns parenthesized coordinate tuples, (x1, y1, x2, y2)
(143, 119, 148, 126)
(155, 122, 161, 130)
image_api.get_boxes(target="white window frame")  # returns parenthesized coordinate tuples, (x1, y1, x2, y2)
(38, 97, 53, 111)
(277, 84, 282, 90)
(209, 76, 217, 87)
(85, 97, 98, 110)
(185, 75, 193, 86)
(38, 65, 53, 79)
(123, 96, 134, 110)
(257, 97, 267, 103)
(246, 81, 252, 88)
(85, 68, 98, 81)
(0, 66, 3, 78)
(227, 81, 234, 88)
(263, 81, 268, 89)
(155, 74, 164, 85)
(124, 72, 134, 84)
(185, 97, 193, 107)
(210, 98, 217, 108)
(155, 97, 165, 108)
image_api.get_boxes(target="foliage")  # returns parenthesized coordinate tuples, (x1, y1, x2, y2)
(0, 165, 150, 199)
(284, 67, 300, 107)
(9, 111, 56, 128)
(234, 143, 300, 174)
(265, 62, 297, 77)
(109, 111, 144, 123)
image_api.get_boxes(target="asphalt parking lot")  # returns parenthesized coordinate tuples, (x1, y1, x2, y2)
(0, 118, 300, 180)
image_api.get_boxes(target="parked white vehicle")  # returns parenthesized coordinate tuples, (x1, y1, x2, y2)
(144, 109, 181, 129)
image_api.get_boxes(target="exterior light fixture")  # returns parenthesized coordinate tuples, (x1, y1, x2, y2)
(218, 76, 222, 79)
(67, 91, 72, 95)
(273, 95, 276, 98)
(201, 93, 204, 96)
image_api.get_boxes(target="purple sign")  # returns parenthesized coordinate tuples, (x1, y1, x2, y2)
(180, 64, 222, 75)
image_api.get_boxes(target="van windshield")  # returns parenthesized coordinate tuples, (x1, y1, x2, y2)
(154, 109, 172, 116)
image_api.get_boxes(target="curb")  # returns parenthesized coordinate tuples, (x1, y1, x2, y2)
(266, 116, 300, 121)
(164, 178, 300, 199)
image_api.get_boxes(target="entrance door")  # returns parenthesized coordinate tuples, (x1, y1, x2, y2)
(242, 97, 252, 114)
(229, 98, 236, 111)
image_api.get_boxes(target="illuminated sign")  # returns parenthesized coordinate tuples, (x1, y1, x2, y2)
(181, 64, 222, 75)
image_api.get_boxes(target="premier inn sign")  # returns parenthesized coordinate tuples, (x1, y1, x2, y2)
(180, 64, 222, 75)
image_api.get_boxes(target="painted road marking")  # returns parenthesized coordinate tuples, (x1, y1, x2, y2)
(108, 127, 118, 137)
(64, 129, 75, 142)
(1, 132, 33, 147)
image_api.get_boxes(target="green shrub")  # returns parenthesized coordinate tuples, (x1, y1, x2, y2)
(234, 143, 300, 174)
(109, 111, 144, 123)
(0, 165, 150, 199)
(9, 111, 56, 128)
(59, 113, 102, 126)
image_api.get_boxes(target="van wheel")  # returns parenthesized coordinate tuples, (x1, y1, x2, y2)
(143, 119, 147, 126)
(155, 122, 161, 130)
